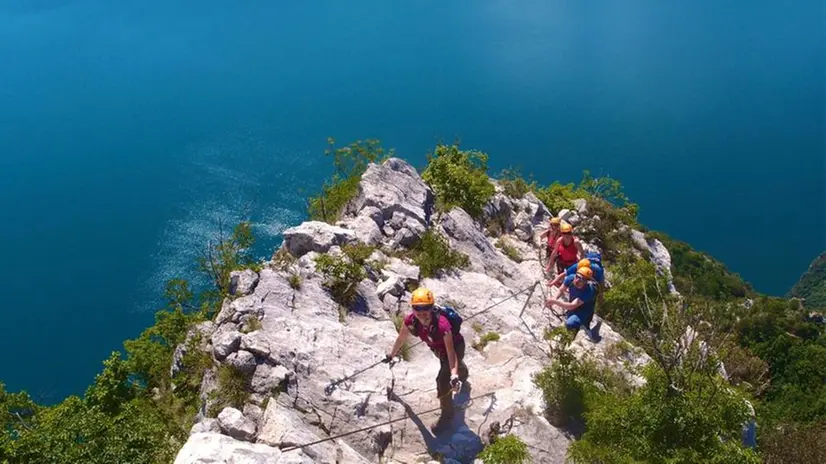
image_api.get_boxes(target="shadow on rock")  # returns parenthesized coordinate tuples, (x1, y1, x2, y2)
(389, 382, 485, 464)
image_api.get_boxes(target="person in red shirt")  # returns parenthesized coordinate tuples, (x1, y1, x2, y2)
(385, 287, 468, 435)
(548, 222, 584, 277)
(539, 217, 562, 274)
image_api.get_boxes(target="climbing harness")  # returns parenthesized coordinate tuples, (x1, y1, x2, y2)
(324, 281, 540, 396)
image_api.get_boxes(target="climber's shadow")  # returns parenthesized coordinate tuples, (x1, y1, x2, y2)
(389, 382, 484, 462)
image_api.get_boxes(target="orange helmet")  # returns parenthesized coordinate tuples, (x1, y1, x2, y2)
(560, 222, 573, 234)
(576, 267, 593, 280)
(549, 217, 561, 225)
(577, 259, 591, 269)
(411, 287, 435, 306)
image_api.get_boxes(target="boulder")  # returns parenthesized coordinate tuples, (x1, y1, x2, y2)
(257, 401, 338, 462)
(243, 403, 264, 425)
(241, 332, 272, 358)
(212, 330, 242, 361)
(376, 274, 405, 300)
(344, 215, 383, 246)
(385, 259, 420, 285)
(174, 432, 313, 464)
(230, 270, 260, 296)
(282, 221, 357, 257)
(189, 418, 221, 435)
(251, 364, 292, 394)
(217, 407, 257, 442)
(225, 350, 257, 375)
(388, 227, 418, 249)
(557, 208, 580, 226)
(344, 158, 434, 231)
(572, 198, 588, 214)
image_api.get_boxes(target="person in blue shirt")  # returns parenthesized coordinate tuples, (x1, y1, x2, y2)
(548, 251, 605, 306)
(546, 266, 599, 341)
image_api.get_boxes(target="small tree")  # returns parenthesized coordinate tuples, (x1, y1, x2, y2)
(421, 144, 495, 218)
(478, 434, 530, 464)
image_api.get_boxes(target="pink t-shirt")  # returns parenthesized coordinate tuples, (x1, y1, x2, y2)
(404, 311, 462, 356)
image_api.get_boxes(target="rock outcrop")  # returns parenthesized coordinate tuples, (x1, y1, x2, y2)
(173, 158, 659, 463)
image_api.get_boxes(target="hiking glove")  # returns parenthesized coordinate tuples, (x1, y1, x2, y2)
(382, 354, 393, 364)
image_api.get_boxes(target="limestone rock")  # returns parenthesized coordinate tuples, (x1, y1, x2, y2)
(344, 214, 383, 246)
(344, 158, 434, 232)
(385, 259, 420, 285)
(251, 364, 291, 394)
(243, 403, 264, 426)
(174, 432, 313, 464)
(241, 332, 272, 358)
(212, 330, 242, 361)
(190, 418, 221, 435)
(218, 407, 257, 442)
(225, 350, 257, 375)
(631, 230, 678, 294)
(257, 401, 338, 462)
(376, 274, 405, 300)
(573, 198, 588, 214)
(282, 221, 357, 258)
(230, 269, 260, 296)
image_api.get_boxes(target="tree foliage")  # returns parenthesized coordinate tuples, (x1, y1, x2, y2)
(477, 434, 530, 464)
(788, 252, 826, 308)
(421, 144, 495, 218)
(409, 229, 470, 278)
(308, 138, 391, 223)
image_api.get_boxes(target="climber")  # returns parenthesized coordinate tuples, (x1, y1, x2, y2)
(384, 287, 469, 435)
(539, 217, 562, 273)
(547, 222, 584, 276)
(545, 267, 598, 341)
(549, 252, 605, 288)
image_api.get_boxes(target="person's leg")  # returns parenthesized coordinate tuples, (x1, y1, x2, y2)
(456, 340, 468, 382)
(565, 314, 582, 332)
(432, 353, 454, 434)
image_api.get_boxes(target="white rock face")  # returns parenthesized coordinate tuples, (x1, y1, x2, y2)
(174, 433, 314, 464)
(175, 160, 653, 464)
(631, 230, 678, 294)
(217, 407, 257, 441)
(230, 269, 260, 296)
(225, 350, 257, 375)
(282, 221, 357, 257)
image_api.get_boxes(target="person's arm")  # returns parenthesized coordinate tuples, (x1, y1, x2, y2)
(547, 297, 584, 312)
(539, 228, 549, 239)
(549, 271, 566, 287)
(387, 323, 411, 359)
(547, 238, 560, 270)
(443, 333, 459, 378)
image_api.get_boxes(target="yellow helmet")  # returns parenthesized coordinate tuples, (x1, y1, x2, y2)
(577, 259, 591, 269)
(411, 287, 435, 306)
(576, 267, 593, 280)
(560, 222, 573, 234)
(549, 217, 561, 225)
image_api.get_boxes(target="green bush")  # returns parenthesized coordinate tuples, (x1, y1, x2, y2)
(601, 257, 672, 336)
(498, 168, 535, 199)
(473, 331, 501, 351)
(478, 434, 530, 464)
(533, 181, 579, 215)
(314, 251, 367, 308)
(495, 238, 522, 263)
(288, 272, 302, 290)
(198, 221, 257, 297)
(788, 252, 826, 308)
(760, 419, 826, 464)
(208, 365, 252, 418)
(533, 329, 589, 427)
(308, 139, 392, 223)
(409, 229, 470, 278)
(390, 312, 411, 361)
(421, 144, 495, 218)
(240, 316, 262, 334)
(568, 365, 760, 464)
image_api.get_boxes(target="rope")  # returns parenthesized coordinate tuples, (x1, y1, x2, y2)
(324, 281, 539, 395)
(281, 391, 494, 453)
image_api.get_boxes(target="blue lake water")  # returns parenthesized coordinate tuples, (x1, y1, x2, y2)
(1, 0, 823, 401)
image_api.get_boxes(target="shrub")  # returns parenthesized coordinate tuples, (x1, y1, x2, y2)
(409, 229, 470, 278)
(495, 238, 522, 263)
(788, 252, 826, 308)
(208, 365, 251, 418)
(390, 313, 411, 361)
(473, 331, 501, 351)
(533, 329, 588, 427)
(760, 420, 826, 464)
(288, 273, 302, 290)
(314, 251, 367, 308)
(198, 221, 257, 297)
(308, 139, 392, 223)
(601, 257, 672, 336)
(498, 168, 535, 199)
(421, 144, 495, 218)
(240, 316, 262, 334)
(533, 181, 579, 215)
(478, 434, 530, 464)
(471, 322, 484, 334)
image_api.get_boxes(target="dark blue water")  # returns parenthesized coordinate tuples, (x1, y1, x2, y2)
(1, 1, 823, 401)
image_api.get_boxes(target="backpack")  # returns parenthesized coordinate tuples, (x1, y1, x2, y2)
(408, 305, 463, 340)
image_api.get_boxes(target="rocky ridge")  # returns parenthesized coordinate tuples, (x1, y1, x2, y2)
(173, 158, 669, 464)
